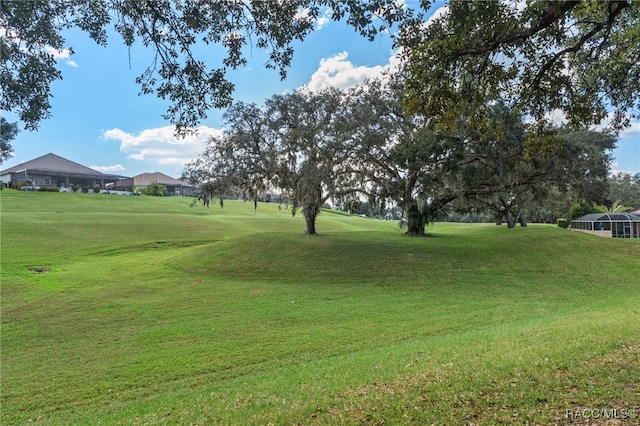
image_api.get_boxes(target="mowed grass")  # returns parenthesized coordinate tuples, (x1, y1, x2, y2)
(1, 189, 639, 425)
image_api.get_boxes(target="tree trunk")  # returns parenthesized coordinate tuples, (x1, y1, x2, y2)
(305, 213, 317, 235)
(516, 193, 534, 227)
(368, 194, 376, 217)
(504, 208, 516, 228)
(503, 206, 516, 228)
(406, 202, 425, 235)
(517, 208, 527, 227)
(303, 202, 319, 235)
(499, 197, 516, 228)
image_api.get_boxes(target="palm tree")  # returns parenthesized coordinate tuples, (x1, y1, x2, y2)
(595, 199, 632, 213)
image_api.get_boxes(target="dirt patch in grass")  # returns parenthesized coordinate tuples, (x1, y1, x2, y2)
(27, 267, 50, 273)
(94, 239, 220, 256)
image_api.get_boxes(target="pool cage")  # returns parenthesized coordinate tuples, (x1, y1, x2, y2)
(571, 212, 640, 238)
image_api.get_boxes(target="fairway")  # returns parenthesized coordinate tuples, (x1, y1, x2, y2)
(1, 190, 639, 425)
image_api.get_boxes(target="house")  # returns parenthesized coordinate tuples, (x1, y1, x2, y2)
(257, 190, 284, 203)
(571, 212, 640, 239)
(0, 153, 128, 189)
(110, 172, 197, 196)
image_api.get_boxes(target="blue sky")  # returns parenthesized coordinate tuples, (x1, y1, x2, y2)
(2, 3, 639, 177)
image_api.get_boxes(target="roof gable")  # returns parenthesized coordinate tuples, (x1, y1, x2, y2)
(1, 153, 102, 175)
(133, 172, 190, 186)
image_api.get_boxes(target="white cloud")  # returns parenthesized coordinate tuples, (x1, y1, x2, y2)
(44, 46, 78, 67)
(304, 51, 390, 91)
(316, 9, 331, 30)
(588, 112, 640, 137)
(620, 119, 640, 139)
(292, 6, 329, 32)
(543, 109, 569, 127)
(90, 164, 125, 173)
(3, 26, 79, 67)
(541, 110, 640, 138)
(609, 162, 624, 176)
(425, 4, 449, 27)
(102, 125, 223, 166)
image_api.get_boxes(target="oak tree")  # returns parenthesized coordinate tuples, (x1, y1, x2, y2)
(401, 0, 640, 134)
(1, 0, 412, 154)
(451, 106, 616, 228)
(184, 88, 348, 235)
(0, 117, 18, 162)
(341, 76, 461, 235)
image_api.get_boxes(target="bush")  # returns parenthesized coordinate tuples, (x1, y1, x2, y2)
(569, 203, 599, 220)
(557, 218, 569, 228)
(71, 184, 79, 192)
(143, 182, 167, 196)
(81, 186, 89, 193)
(94, 185, 101, 194)
(37, 187, 60, 192)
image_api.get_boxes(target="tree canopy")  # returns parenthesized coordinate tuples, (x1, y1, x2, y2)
(3, 0, 638, 149)
(608, 172, 640, 210)
(451, 107, 616, 228)
(401, 0, 640, 133)
(0, 117, 18, 162)
(185, 75, 616, 234)
(1, 0, 412, 136)
(185, 88, 351, 235)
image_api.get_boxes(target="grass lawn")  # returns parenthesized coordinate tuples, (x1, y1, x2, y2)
(1, 189, 639, 424)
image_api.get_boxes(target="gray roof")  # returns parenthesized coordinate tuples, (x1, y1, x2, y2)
(1, 153, 128, 180)
(572, 212, 640, 222)
(132, 172, 193, 186)
(2, 153, 100, 174)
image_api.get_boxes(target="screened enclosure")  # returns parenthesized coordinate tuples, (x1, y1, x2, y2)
(571, 212, 640, 238)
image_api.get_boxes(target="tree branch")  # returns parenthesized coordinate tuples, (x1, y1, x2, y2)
(529, 0, 630, 94)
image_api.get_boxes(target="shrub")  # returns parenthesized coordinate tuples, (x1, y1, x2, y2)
(71, 184, 79, 192)
(81, 186, 89, 193)
(557, 218, 569, 228)
(93, 185, 101, 194)
(569, 203, 599, 220)
(37, 187, 60, 192)
(143, 182, 167, 196)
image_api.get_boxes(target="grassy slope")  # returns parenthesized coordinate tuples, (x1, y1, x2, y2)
(1, 190, 639, 425)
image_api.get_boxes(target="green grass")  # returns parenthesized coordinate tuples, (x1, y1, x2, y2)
(1, 189, 639, 425)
